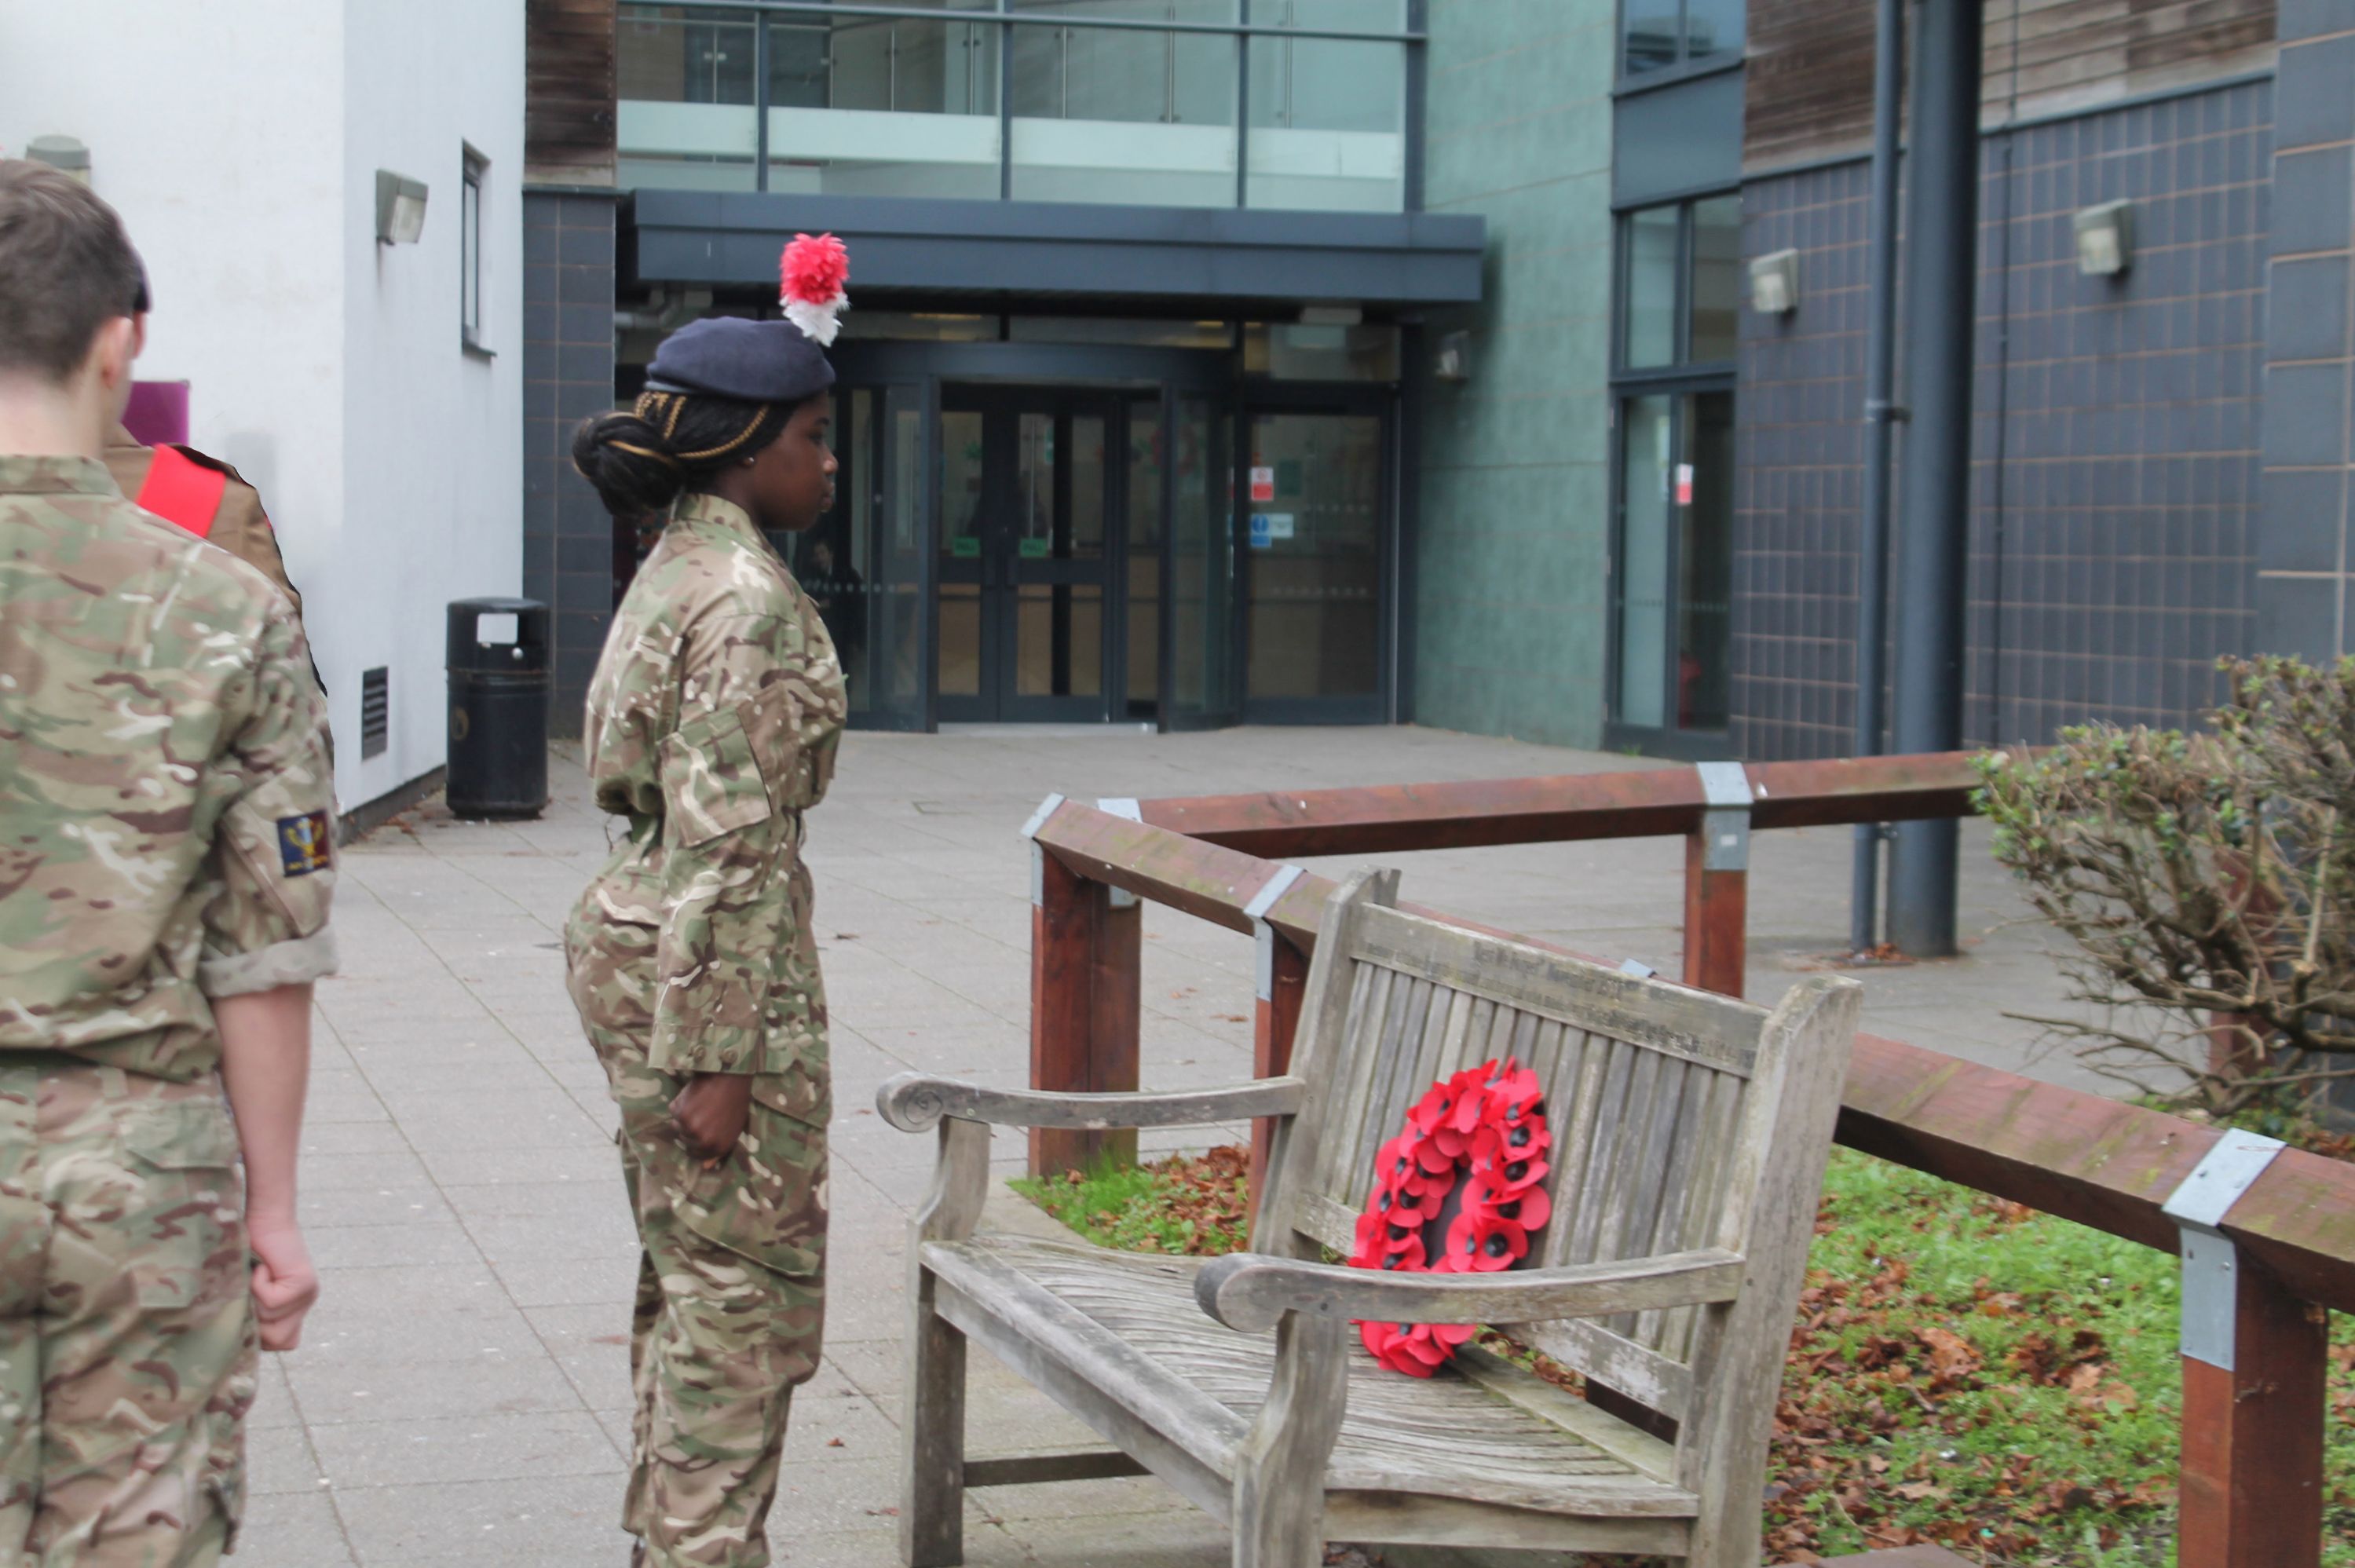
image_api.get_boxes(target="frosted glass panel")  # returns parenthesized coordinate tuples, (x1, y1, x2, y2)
(1616, 395, 1673, 728)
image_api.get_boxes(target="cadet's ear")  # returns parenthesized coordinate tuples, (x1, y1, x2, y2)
(89, 314, 141, 418)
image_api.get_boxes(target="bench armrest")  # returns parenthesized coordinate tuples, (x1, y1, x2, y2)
(876, 1072, 1306, 1134)
(1193, 1248, 1747, 1334)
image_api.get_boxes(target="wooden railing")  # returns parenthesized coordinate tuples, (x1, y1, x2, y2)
(1018, 755, 2354, 1568)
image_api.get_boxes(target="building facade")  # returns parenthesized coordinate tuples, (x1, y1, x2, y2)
(1536, 0, 2349, 762)
(508, 1, 2355, 760)
(528, 0, 1500, 733)
(1721, 0, 2290, 761)
(2, 0, 528, 813)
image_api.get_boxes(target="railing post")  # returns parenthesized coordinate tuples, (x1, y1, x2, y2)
(1245, 865, 1308, 1219)
(2164, 1130, 2328, 1568)
(1092, 875, 1143, 1175)
(1683, 762, 1753, 998)
(1024, 795, 1143, 1178)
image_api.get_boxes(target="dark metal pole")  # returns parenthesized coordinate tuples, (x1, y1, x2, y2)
(1849, 0, 1906, 956)
(1885, 0, 1983, 957)
(1236, 0, 1252, 208)
(998, 0, 1015, 200)
(754, 15, 772, 191)
(1402, 0, 1427, 212)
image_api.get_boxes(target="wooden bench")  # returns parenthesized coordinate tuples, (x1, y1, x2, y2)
(878, 868, 1861, 1567)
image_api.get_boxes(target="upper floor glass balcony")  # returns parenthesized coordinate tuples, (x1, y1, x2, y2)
(616, 1, 1415, 213)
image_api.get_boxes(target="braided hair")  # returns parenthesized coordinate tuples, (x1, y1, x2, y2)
(570, 388, 798, 519)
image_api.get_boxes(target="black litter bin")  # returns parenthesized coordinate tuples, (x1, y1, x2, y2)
(446, 598, 550, 819)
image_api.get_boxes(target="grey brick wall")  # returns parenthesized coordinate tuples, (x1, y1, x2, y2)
(2254, 16, 2355, 656)
(523, 190, 619, 736)
(1733, 79, 2273, 760)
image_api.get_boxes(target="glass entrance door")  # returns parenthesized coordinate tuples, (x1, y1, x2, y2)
(1241, 404, 1387, 722)
(1613, 386, 1733, 744)
(938, 386, 1121, 722)
(787, 382, 928, 731)
(1162, 389, 1238, 729)
(824, 338, 1237, 731)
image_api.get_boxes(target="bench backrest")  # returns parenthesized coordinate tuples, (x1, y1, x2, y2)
(1252, 868, 1859, 1491)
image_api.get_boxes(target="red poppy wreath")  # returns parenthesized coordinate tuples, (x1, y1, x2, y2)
(1348, 1058, 1552, 1376)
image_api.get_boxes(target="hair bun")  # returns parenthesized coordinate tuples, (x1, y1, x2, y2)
(571, 411, 686, 517)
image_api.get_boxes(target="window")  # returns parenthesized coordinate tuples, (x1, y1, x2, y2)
(613, 0, 1417, 210)
(1620, 0, 1742, 79)
(1617, 195, 1739, 372)
(461, 147, 487, 351)
(1613, 390, 1733, 735)
(1611, 192, 1738, 742)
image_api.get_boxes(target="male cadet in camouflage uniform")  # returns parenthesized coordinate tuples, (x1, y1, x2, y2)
(0, 160, 335, 1564)
(564, 311, 848, 1566)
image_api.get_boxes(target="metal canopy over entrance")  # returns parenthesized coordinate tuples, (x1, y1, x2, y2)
(624, 189, 1486, 310)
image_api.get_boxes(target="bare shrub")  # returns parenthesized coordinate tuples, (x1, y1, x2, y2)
(1976, 656, 2355, 1114)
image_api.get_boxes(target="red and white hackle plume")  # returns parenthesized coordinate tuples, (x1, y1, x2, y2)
(779, 232, 850, 346)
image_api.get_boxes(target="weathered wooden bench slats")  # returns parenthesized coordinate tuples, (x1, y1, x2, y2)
(880, 866, 1862, 1567)
(931, 1236, 1704, 1514)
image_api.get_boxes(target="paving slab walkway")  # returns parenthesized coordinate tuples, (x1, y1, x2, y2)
(243, 726, 2083, 1566)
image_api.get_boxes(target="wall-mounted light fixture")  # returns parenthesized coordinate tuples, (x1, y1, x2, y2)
(2072, 199, 2133, 277)
(26, 135, 90, 185)
(1300, 304, 1363, 327)
(1750, 249, 1801, 316)
(375, 170, 429, 245)
(1434, 330, 1471, 383)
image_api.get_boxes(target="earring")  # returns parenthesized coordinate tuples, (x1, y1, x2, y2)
(742, 455, 758, 467)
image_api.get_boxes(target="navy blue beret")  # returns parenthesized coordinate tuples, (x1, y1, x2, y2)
(644, 316, 835, 404)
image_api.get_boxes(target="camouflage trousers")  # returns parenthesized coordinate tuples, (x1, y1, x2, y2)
(565, 914, 830, 1568)
(0, 1059, 256, 1568)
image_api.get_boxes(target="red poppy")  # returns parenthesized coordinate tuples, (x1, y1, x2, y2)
(1462, 1173, 1553, 1234)
(1408, 1081, 1454, 1135)
(1360, 1318, 1477, 1377)
(1469, 1123, 1549, 1194)
(1445, 1208, 1532, 1273)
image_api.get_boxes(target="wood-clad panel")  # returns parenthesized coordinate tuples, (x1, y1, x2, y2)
(1743, 0, 2276, 174)
(528, 0, 618, 185)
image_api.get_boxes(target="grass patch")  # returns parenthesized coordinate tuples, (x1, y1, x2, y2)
(1015, 1145, 2355, 1566)
(1011, 1146, 1252, 1257)
(1772, 1150, 2354, 1565)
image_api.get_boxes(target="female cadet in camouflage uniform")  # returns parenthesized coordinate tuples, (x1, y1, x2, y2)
(564, 239, 850, 1568)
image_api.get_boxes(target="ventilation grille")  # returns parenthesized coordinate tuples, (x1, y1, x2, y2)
(360, 667, 389, 760)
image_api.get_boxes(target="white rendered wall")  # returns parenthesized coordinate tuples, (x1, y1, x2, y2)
(340, 0, 525, 810)
(0, 0, 525, 810)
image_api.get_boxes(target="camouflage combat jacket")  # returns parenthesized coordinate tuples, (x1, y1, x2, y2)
(0, 455, 338, 1081)
(578, 492, 847, 1077)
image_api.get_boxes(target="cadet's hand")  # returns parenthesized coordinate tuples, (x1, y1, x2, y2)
(672, 1073, 754, 1163)
(248, 1220, 320, 1351)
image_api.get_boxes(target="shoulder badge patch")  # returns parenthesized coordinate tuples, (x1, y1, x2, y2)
(278, 811, 332, 877)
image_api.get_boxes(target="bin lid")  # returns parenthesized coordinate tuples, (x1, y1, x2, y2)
(448, 597, 550, 673)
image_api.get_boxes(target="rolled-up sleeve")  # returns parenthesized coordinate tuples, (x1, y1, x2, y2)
(199, 605, 338, 997)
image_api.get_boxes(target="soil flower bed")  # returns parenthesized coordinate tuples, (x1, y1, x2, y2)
(1015, 1145, 2355, 1566)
